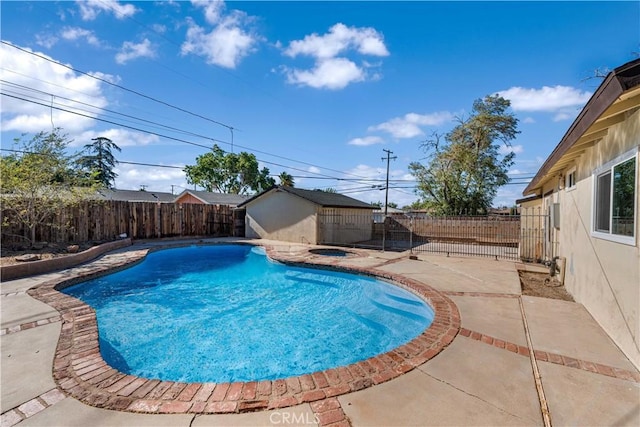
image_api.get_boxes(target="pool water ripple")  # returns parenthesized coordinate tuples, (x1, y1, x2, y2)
(62, 244, 434, 383)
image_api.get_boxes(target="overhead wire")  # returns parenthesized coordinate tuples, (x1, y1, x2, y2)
(2, 36, 387, 182)
(0, 92, 362, 182)
(1, 40, 534, 193)
(1, 40, 235, 131)
(0, 71, 387, 183)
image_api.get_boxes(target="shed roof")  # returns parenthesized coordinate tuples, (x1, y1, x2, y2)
(523, 58, 640, 196)
(174, 190, 248, 206)
(238, 186, 374, 209)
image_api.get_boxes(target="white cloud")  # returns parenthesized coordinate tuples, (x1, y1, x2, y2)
(76, 0, 137, 21)
(281, 23, 388, 90)
(368, 112, 454, 139)
(494, 186, 523, 208)
(35, 33, 58, 49)
(523, 117, 536, 124)
(116, 39, 156, 64)
(497, 85, 592, 118)
(348, 136, 384, 146)
(76, 129, 160, 148)
(114, 163, 187, 193)
(0, 43, 109, 134)
(284, 23, 389, 59)
(152, 24, 167, 34)
(553, 112, 573, 122)
(284, 58, 364, 90)
(61, 27, 101, 46)
(181, 3, 258, 69)
(499, 144, 524, 155)
(308, 166, 321, 174)
(191, 0, 225, 25)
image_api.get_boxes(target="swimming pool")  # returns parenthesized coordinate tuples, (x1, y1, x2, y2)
(62, 244, 434, 383)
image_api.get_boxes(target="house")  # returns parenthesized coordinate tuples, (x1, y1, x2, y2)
(95, 189, 247, 207)
(521, 58, 639, 369)
(237, 186, 375, 245)
(173, 190, 248, 207)
(95, 189, 176, 203)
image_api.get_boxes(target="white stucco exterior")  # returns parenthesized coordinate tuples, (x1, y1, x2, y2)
(522, 60, 640, 370)
(242, 188, 373, 245)
(244, 190, 319, 244)
(549, 109, 639, 369)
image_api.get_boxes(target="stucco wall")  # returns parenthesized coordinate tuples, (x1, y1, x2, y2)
(244, 191, 319, 244)
(556, 108, 640, 369)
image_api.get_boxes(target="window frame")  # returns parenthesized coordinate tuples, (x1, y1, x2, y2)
(591, 147, 638, 246)
(565, 166, 577, 191)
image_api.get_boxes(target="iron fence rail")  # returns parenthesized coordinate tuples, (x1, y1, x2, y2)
(317, 210, 555, 262)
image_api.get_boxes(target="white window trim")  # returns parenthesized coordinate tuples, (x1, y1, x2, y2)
(590, 146, 638, 246)
(565, 166, 577, 192)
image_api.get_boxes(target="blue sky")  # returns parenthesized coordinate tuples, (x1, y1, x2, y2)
(1, 1, 639, 207)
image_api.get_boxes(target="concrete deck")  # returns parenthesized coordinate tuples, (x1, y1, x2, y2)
(1, 238, 639, 427)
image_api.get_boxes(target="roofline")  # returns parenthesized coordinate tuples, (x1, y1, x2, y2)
(278, 186, 373, 209)
(174, 190, 208, 204)
(237, 186, 374, 209)
(515, 194, 542, 205)
(523, 58, 640, 196)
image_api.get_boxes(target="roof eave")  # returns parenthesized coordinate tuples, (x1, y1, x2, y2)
(523, 59, 640, 196)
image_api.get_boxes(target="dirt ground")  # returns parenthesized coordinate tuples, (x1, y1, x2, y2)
(0, 242, 95, 267)
(518, 270, 574, 301)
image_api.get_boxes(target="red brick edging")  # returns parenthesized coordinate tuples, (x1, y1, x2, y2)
(459, 327, 640, 383)
(0, 315, 61, 336)
(0, 388, 66, 427)
(26, 243, 460, 415)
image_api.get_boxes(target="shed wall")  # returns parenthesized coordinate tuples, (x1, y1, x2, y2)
(244, 191, 318, 244)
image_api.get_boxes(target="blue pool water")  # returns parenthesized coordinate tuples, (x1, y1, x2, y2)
(62, 244, 434, 383)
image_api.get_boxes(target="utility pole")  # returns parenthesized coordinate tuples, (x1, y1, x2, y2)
(170, 185, 176, 195)
(382, 149, 397, 216)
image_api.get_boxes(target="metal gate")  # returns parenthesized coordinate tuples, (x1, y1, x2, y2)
(319, 210, 554, 262)
(380, 215, 521, 260)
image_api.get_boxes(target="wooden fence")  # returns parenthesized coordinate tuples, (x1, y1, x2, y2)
(1, 200, 234, 247)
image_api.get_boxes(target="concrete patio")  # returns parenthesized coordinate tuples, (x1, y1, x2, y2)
(2, 238, 639, 426)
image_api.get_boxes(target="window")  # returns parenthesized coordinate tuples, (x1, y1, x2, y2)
(592, 150, 637, 245)
(566, 167, 577, 190)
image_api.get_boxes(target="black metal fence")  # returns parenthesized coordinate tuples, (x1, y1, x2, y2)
(318, 209, 554, 262)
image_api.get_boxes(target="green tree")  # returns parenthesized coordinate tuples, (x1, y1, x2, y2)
(77, 136, 121, 188)
(0, 129, 93, 246)
(278, 171, 295, 187)
(184, 145, 275, 194)
(409, 95, 519, 215)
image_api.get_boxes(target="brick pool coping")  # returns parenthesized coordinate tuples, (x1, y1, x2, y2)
(25, 242, 460, 415)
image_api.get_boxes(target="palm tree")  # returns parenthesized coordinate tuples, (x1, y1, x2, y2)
(278, 171, 294, 187)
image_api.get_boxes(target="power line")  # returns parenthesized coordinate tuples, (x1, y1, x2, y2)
(0, 95, 351, 182)
(1, 80, 229, 142)
(1, 40, 235, 131)
(1, 72, 379, 182)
